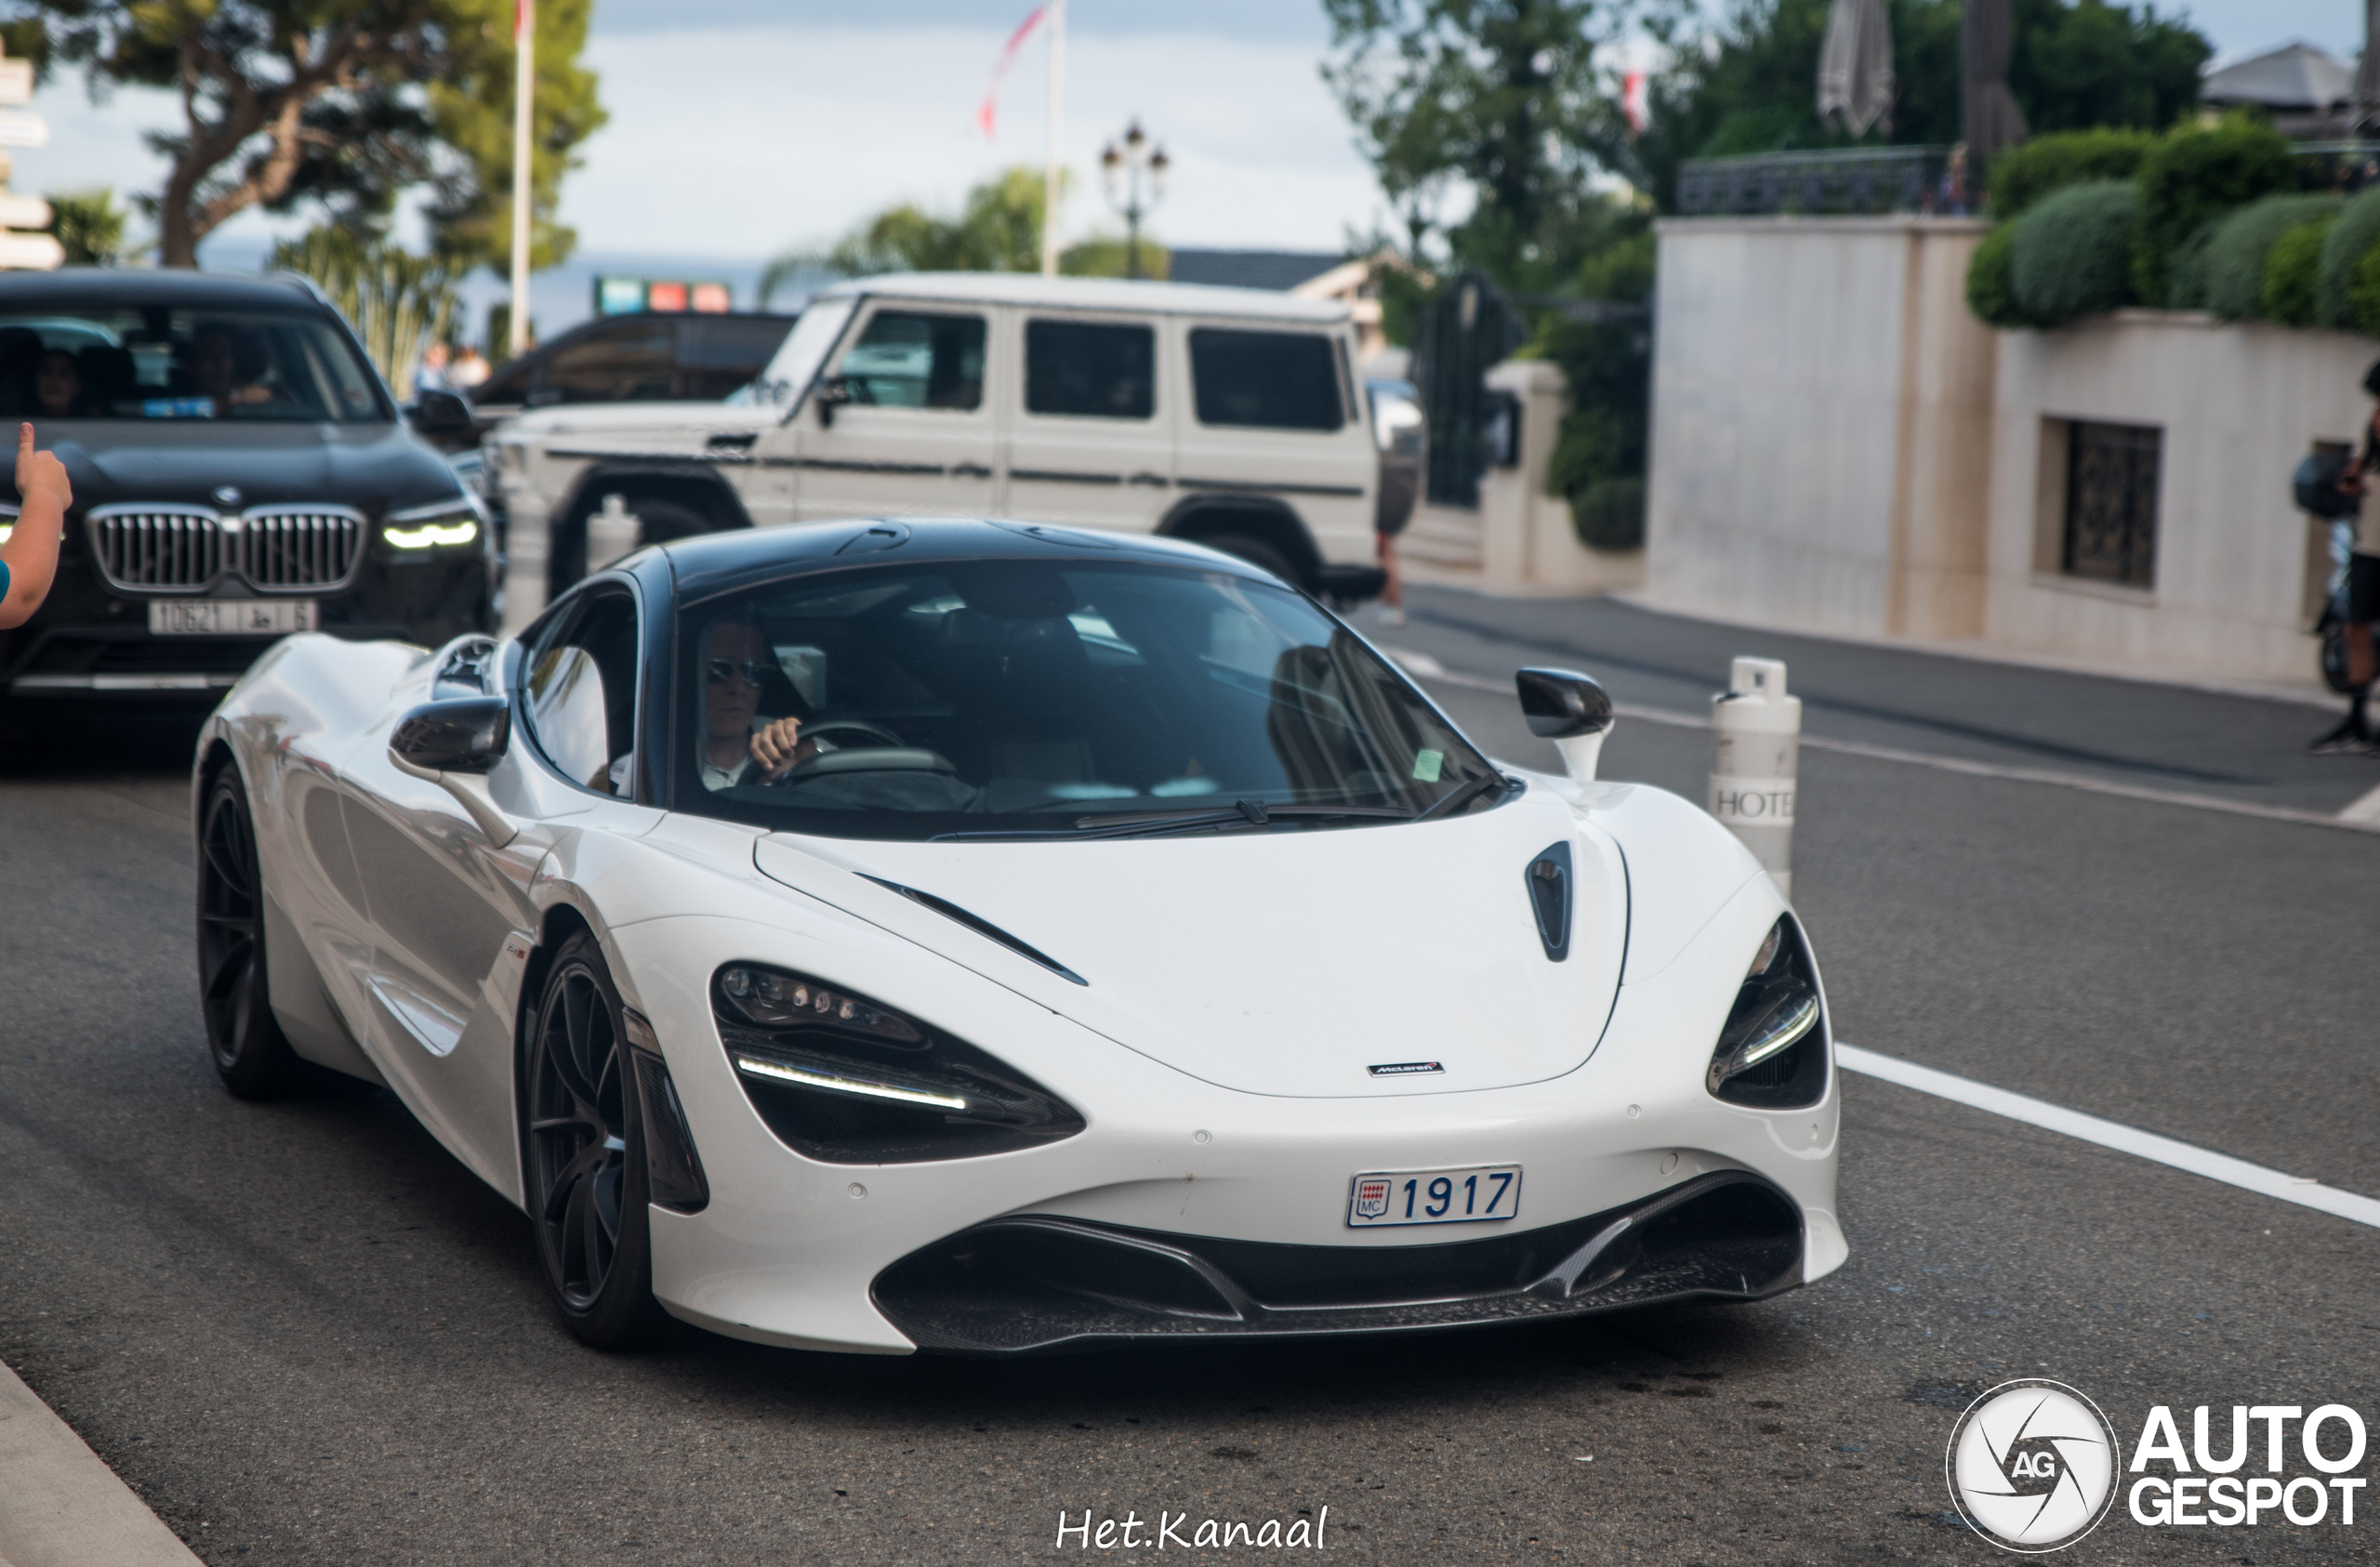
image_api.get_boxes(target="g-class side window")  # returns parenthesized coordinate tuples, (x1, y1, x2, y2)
(1025, 319, 1155, 419)
(839, 310, 985, 411)
(1189, 327, 1344, 432)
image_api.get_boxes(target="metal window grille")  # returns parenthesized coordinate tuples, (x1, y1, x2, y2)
(238, 507, 364, 592)
(86, 507, 229, 593)
(2062, 422, 2161, 587)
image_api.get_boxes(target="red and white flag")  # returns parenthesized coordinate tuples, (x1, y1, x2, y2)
(979, 6, 1049, 139)
(1620, 70, 1649, 138)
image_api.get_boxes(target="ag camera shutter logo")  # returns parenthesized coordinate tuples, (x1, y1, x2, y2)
(1946, 1379, 2123, 1552)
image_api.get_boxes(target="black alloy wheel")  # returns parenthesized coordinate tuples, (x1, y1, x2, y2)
(197, 767, 301, 1098)
(523, 930, 669, 1347)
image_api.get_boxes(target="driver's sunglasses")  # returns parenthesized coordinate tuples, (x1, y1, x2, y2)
(706, 657, 771, 686)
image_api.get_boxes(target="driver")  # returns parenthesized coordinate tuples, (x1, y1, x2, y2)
(700, 617, 813, 790)
(187, 323, 271, 410)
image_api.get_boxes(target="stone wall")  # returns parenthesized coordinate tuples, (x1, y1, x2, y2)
(1646, 215, 2368, 687)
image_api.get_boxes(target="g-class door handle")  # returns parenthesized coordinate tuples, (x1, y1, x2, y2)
(951, 461, 994, 479)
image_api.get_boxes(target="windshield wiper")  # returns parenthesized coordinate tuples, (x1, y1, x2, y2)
(932, 798, 1413, 842)
(1413, 771, 1514, 823)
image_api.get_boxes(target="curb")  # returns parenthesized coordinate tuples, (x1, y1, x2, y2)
(0, 1358, 202, 1567)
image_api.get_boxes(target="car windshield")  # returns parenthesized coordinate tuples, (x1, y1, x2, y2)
(0, 301, 386, 422)
(673, 558, 1501, 841)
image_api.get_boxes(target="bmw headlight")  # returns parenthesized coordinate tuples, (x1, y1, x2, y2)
(384, 494, 486, 550)
(1705, 916, 1829, 1108)
(713, 963, 1085, 1164)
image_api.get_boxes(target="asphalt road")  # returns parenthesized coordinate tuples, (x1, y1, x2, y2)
(3, 592, 2379, 1566)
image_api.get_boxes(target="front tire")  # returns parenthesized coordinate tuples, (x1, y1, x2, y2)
(197, 767, 302, 1098)
(522, 930, 670, 1348)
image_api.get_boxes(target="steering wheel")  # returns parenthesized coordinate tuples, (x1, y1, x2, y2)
(800, 718, 908, 751)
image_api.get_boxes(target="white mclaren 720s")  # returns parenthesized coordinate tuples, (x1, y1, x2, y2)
(192, 518, 1844, 1353)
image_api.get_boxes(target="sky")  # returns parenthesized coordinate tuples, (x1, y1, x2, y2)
(7, 0, 2360, 333)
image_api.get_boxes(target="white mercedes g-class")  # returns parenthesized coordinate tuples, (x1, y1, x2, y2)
(483, 272, 1418, 626)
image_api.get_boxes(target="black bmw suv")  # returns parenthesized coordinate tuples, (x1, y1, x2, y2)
(0, 269, 491, 712)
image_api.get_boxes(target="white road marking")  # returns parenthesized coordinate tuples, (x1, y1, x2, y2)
(1836, 1043, 2380, 1230)
(1382, 649, 2380, 836)
(2340, 783, 2380, 825)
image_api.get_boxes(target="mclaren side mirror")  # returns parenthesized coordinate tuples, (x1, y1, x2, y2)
(406, 388, 477, 436)
(389, 696, 519, 846)
(1516, 666, 1615, 784)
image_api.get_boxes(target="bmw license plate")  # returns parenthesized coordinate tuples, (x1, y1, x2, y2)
(149, 599, 316, 636)
(1347, 1165, 1522, 1228)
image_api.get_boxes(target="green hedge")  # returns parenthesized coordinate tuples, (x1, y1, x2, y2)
(1986, 128, 2159, 221)
(2009, 181, 2139, 326)
(2264, 217, 2335, 326)
(2198, 193, 2341, 320)
(1572, 476, 1646, 552)
(2319, 187, 2380, 327)
(1966, 221, 2032, 328)
(2131, 115, 2301, 306)
(2164, 222, 2218, 309)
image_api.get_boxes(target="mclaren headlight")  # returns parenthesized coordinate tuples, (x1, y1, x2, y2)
(383, 494, 486, 550)
(1705, 916, 1829, 1108)
(713, 964, 1085, 1164)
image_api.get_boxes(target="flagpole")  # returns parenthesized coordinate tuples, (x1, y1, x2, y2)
(509, 0, 535, 357)
(1040, 0, 1065, 276)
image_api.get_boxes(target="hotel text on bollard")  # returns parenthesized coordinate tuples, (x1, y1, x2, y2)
(1710, 657, 1800, 899)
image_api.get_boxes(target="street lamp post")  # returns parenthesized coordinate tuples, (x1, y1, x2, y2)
(1099, 119, 1169, 281)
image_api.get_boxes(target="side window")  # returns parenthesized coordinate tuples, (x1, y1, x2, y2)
(676, 316, 796, 401)
(537, 320, 675, 405)
(838, 310, 985, 410)
(1189, 328, 1345, 432)
(1025, 319, 1155, 419)
(522, 588, 641, 795)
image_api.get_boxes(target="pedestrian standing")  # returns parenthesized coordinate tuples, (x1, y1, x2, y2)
(0, 423, 73, 630)
(2315, 362, 2380, 751)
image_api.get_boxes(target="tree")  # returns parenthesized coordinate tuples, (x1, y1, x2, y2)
(1638, 0, 2207, 209)
(270, 224, 457, 395)
(48, 186, 133, 263)
(1321, 0, 1612, 279)
(761, 167, 1051, 302)
(7, 0, 602, 270)
(419, 0, 603, 274)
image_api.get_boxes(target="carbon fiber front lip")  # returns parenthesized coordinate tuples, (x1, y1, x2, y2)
(870, 1171, 1805, 1354)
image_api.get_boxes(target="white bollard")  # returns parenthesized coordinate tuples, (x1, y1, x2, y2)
(587, 492, 642, 573)
(1710, 656, 1800, 898)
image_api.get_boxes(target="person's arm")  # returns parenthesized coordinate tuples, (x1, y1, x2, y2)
(0, 423, 70, 630)
(747, 716, 812, 782)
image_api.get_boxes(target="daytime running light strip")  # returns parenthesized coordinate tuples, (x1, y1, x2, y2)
(733, 1054, 967, 1112)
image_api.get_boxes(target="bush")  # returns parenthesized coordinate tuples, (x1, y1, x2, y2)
(2164, 222, 2218, 309)
(2264, 217, 2335, 326)
(1966, 222, 2032, 327)
(2009, 181, 2139, 326)
(2349, 245, 2380, 337)
(2199, 193, 2341, 320)
(1571, 476, 1646, 552)
(2131, 115, 2301, 306)
(2319, 187, 2380, 327)
(1985, 128, 2159, 220)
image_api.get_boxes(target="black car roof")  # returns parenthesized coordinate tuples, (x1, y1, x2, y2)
(654, 517, 1274, 605)
(0, 267, 329, 312)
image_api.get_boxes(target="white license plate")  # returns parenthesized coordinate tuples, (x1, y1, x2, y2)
(148, 599, 316, 636)
(1347, 1165, 1522, 1228)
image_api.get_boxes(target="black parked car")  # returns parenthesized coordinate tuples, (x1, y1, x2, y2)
(461, 309, 796, 434)
(0, 270, 492, 717)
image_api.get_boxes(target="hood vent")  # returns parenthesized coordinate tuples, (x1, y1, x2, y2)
(1526, 842, 1572, 962)
(859, 875, 1089, 986)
